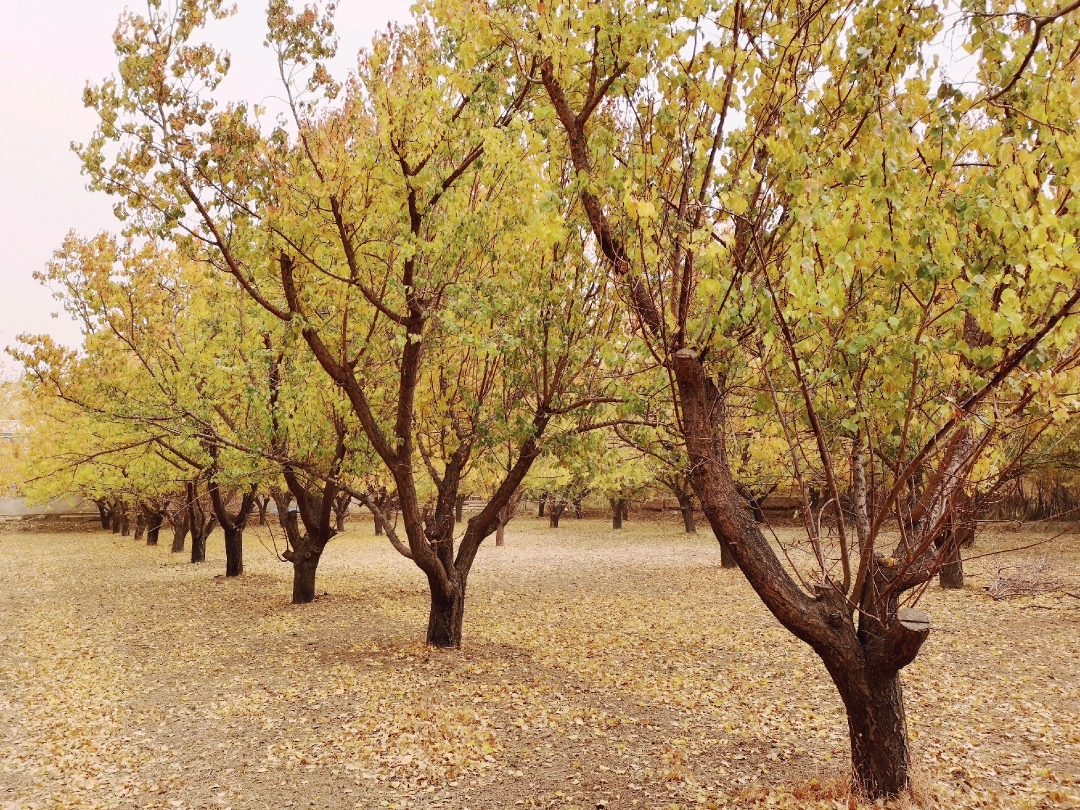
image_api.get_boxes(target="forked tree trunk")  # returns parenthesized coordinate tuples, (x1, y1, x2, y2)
(427, 582, 466, 648)
(610, 497, 624, 529)
(223, 526, 243, 577)
(257, 497, 270, 526)
(549, 502, 566, 528)
(939, 543, 964, 589)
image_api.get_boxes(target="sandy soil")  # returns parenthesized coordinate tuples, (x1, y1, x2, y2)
(0, 513, 1077, 809)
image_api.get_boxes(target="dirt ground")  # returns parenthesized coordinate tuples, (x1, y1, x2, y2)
(0, 512, 1078, 810)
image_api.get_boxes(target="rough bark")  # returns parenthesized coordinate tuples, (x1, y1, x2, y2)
(833, 665, 912, 798)
(291, 550, 322, 604)
(426, 581, 466, 648)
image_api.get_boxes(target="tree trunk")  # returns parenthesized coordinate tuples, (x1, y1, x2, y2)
(426, 584, 466, 648)
(146, 512, 163, 546)
(719, 537, 737, 568)
(939, 543, 964, 589)
(257, 497, 269, 526)
(95, 500, 110, 530)
(573, 496, 584, 519)
(538, 492, 546, 518)
(549, 502, 566, 528)
(834, 667, 911, 798)
(224, 526, 243, 577)
(292, 551, 322, 604)
(120, 511, 131, 537)
(171, 513, 189, 553)
(190, 531, 206, 563)
(678, 496, 696, 533)
(455, 493, 467, 523)
(610, 497, 623, 529)
(134, 509, 147, 543)
(373, 509, 384, 535)
(111, 508, 121, 534)
(621, 500, 630, 522)
(496, 521, 506, 546)
(190, 529, 207, 563)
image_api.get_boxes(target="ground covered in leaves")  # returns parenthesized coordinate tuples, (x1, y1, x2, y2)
(0, 514, 1078, 810)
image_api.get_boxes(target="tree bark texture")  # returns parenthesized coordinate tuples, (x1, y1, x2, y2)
(292, 550, 322, 604)
(426, 581, 466, 648)
(95, 500, 110, 530)
(223, 526, 243, 578)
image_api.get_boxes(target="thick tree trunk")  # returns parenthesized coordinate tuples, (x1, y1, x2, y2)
(120, 511, 131, 537)
(834, 667, 911, 798)
(171, 513, 189, 553)
(146, 518, 162, 546)
(538, 493, 546, 518)
(111, 509, 121, 534)
(134, 509, 146, 543)
(549, 502, 566, 528)
(610, 497, 624, 529)
(224, 526, 243, 577)
(292, 551, 322, 604)
(426, 584, 466, 648)
(939, 543, 964, 589)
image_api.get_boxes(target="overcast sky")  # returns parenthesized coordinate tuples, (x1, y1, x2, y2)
(0, 0, 411, 374)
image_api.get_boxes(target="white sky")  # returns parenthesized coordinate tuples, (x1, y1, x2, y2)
(0, 0, 411, 374)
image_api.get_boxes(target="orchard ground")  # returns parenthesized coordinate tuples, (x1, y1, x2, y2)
(0, 514, 1078, 810)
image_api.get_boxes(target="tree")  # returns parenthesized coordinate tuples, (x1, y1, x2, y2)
(471, 0, 1080, 797)
(78, 1, 622, 647)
